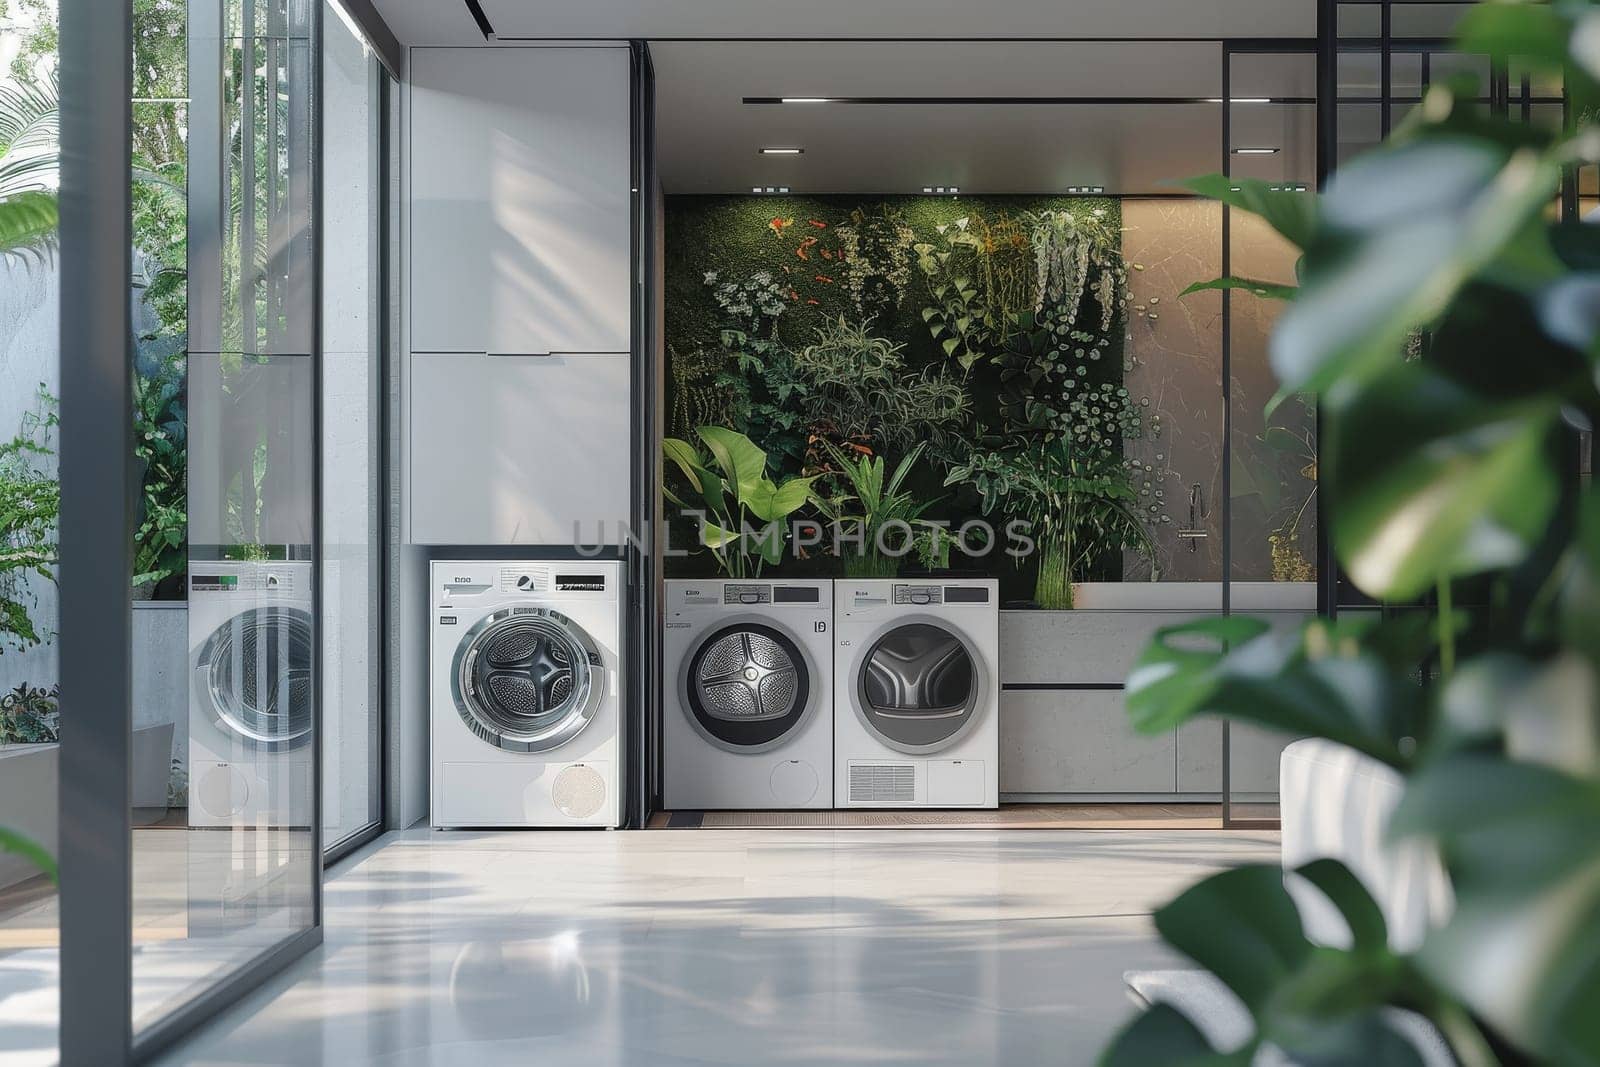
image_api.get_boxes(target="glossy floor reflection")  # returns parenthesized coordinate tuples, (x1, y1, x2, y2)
(158, 827, 1276, 1065)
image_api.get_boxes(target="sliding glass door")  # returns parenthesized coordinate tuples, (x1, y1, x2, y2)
(319, 0, 387, 858)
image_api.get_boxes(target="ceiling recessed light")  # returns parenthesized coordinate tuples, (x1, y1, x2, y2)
(778, 186, 790, 193)
(1205, 97, 1273, 104)
(760, 147, 804, 155)
(1232, 147, 1281, 155)
(923, 186, 934, 193)
(752, 186, 764, 193)
(780, 97, 833, 104)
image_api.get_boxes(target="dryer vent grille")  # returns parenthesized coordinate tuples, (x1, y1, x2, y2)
(849, 763, 915, 804)
(552, 764, 607, 820)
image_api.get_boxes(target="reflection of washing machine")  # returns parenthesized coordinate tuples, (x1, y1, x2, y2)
(663, 579, 832, 810)
(834, 579, 999, 808)
(188, 560, 317, 827)
(430, 560, 622, 828)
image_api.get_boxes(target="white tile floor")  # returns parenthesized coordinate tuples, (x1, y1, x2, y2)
(157, 827, 1277, 1066)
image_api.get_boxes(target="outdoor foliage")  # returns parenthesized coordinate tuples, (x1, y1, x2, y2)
(1104, 2, 1600, 1063)
(0, 388, 58, 654)
(0, 681, 58, 744)
(2, 0, 191, 605)
(0, 63, 57, 259)
(0, 828, 55, 884)
(133, 342, 188, 595)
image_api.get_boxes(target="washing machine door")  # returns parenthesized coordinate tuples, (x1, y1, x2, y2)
(683, 622, 813, 753)
(452, 607, 606, 753)
(195, 606, 315, 749)
(855, 620, 983, 754)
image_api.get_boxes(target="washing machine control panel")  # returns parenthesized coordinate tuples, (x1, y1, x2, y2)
(893, 585, 943, 606)
(723, 584, 771, 606)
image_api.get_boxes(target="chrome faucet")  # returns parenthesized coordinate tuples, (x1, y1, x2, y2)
(1177, 483, 1209, 551)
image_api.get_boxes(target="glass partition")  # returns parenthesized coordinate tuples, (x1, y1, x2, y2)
(319, 0, 383, 855)
(0, 3, 64, 1056)
(130, 0, 321, 1038)
(1220, 49, 1320, 825)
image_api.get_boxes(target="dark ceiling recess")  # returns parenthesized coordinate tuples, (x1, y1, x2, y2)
(463, 0, 496, 39)
(743, 96, 1314, 106)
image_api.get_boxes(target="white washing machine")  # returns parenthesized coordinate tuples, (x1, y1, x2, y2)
(663, 579, 833, 810)
(430, 560, 622, 828)
(188, 560, 317, 827)
(834, 579, 999, 808)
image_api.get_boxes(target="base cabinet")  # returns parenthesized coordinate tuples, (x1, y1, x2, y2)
(998, 608, 1304, 799)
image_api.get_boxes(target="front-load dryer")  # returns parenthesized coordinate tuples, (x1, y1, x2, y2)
(188, 560, 319, 827)
(663, 579, 833, 810)
(430, 560, 622, 828)
(834, 579, 999, 809)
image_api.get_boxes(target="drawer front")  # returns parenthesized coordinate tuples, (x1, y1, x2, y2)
(1000, 611, 1208, 685)
(1000, 690, 1176, 794)
(1177, 719, 1297, 795)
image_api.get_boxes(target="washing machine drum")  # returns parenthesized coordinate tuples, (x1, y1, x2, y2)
(196, 606, 314, 748)
(454, 608, 605, 753)
(857, 622, 980, 752)
(685, 623, 812, 751)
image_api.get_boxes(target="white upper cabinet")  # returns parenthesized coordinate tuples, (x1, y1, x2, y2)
(409, 47, 632, 356)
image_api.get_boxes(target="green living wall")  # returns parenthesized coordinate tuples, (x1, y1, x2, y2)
(664, 194, 1169, 606)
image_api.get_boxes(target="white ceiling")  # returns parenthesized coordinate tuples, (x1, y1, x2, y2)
(653, 41, 1316, 195)
(374, 0, 1316, 46)
(375, 3, 1319, 195)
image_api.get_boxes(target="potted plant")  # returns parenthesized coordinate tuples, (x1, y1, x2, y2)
(1105, 2, 1600, 1062)
(663, 426, 817, 579)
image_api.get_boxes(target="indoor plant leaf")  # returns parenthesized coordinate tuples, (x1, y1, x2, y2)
(1272, 134, 1561, 398)
(1126, 616, 1420, 768)
(1154, 865, 1312, 1013)
(1100, 1003, 1245, 1066)
(1392, 755, 1600, 1062)
(1326, 361, 1562, 601)
(1293, 858, 1391, 955)
(697, 425, 770, 500)
(1181, 275, 1297, 302)
(1178, 175, 1317, 251)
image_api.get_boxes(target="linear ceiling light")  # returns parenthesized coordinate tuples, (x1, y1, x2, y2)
(1205, 97, 1273, 104)
(779, 97, 834, 104)
(1232, 147, 1281, 155)
(760, 147, 804, 154)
